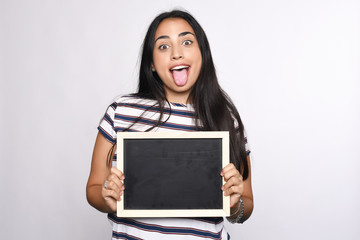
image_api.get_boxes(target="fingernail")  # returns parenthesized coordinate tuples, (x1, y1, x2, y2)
(221, 186, 224, 191)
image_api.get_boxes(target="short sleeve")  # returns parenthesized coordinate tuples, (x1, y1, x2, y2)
(231, 113, 251, 156)
(244, 134, 251, 156)
(97, 102, 117, 144)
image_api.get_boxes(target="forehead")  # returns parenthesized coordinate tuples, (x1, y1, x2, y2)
(155, 18, 195, 38)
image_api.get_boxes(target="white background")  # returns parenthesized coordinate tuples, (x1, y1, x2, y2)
(1, 0, 359, 239)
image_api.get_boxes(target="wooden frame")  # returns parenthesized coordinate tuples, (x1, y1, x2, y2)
(116, 131, 230, 218)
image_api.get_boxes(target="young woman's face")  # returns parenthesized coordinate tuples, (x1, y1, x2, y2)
(152, 18, 202, 104)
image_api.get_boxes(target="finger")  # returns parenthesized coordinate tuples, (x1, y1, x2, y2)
(104, 177, 125, 202)
(224, 185, 243, 197)
(103, 187, 122, 201)
(223, 181, 243, 196)
(221, 164, 241, 181)
(221, 163, 236, 175)
(107, 174, 124, 191)
(111, 167, 125, 180)
(104, 179, 121, 196)
(223, 168, 242, 182)
(223, 176, 242, 191)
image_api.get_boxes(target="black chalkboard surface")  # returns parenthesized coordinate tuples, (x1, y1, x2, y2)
(117, 131, 230, 217)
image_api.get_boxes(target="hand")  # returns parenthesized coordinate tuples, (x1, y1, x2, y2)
(221, 163, 244, 207)
(101, 167, 125, 212)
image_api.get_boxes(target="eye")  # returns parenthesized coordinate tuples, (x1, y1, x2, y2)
(183, 40, 193, 46)
(159, 44, 169, 50)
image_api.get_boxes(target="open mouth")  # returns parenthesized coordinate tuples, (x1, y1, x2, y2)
(170, 65, 190, 86)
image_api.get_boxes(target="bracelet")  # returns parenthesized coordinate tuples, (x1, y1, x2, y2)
(227, 198, 245, 224)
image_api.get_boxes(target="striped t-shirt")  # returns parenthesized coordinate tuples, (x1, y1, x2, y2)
(98, 95, 249, 240)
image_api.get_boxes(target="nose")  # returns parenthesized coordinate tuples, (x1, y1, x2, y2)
(171, 45, 183, 60)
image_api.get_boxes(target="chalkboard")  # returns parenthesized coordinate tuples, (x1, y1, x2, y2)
(117, 131, 230, 217)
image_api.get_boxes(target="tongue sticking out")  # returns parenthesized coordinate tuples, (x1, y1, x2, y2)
(172, 69, 188, 86)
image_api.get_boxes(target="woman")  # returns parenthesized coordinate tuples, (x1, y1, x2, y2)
(87, 10, 253, 239)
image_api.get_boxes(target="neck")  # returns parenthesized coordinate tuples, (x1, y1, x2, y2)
(165, 91, 192, 104)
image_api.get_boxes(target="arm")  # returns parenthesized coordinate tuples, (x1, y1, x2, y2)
(86, 132, 125, 213)
(222, 156, 254, 223)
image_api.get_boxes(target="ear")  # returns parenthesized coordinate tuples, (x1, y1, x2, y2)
(151, 64, 156, 72)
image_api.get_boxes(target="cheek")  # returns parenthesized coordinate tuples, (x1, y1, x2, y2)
(192, 49, 202, 65)
(153, 55, 167, 71)
(193, 52, 202, 72)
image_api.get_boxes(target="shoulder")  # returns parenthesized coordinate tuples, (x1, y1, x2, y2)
(111, 94, 158, 108)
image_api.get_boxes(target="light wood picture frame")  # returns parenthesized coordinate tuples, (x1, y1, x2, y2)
(116, 131, 230, 218)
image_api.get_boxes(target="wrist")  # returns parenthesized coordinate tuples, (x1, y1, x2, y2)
(227, 197, 245, 224)
(230, 202, 240, 213)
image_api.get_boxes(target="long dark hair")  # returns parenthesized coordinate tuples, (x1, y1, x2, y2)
(119, 10, 249, 179)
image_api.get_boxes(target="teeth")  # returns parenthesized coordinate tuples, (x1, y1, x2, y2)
(171, 65, 189, 71)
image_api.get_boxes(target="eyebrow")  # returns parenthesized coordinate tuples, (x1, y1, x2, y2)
(155, 31, 195, 43)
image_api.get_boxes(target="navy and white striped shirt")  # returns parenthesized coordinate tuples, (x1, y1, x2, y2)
(98, 95, 249, 240)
